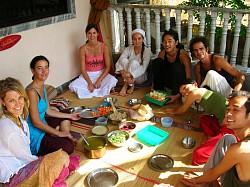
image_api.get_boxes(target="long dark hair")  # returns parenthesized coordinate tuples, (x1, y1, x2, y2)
(162, 29, 184, 49)
(30, 55, 50, 80)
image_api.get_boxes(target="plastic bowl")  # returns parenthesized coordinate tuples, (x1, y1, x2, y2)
(161, 117, 173, 128)
(182, 137, 196, 149)
(95, 116, 108, 126)
(107, 130, 129, 147)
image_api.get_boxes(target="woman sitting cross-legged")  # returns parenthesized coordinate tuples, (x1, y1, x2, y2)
(0, 77, 79, 187)
(115, 29, 152, 95)
(69, 23, 118, 98)
(26, 55, 81, 156)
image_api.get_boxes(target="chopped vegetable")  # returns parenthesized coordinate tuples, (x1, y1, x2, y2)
(108, 131, 129, 144)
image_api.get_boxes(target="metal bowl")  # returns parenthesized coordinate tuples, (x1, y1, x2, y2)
(108, 111, 127, 125)
(119, 121, 136, 133)
(182, 137, 196, 149)
(82, 136, 107, 159)
(107, 130, 129, 147)
(128, 142, 143, 153)
(104, 97, 117, 103)
(128, 98, 142, 106)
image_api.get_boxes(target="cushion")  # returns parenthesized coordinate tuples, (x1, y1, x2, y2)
(49, 97, 70, 111)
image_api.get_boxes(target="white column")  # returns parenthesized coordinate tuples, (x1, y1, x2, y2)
(154, 9, 161, 54)
(219, 13, 229, 58)
(187, 10, 193, 49)
(230, 13, 243, 67)
(199, 10, 206, 36)
(164, 8, 171, 31)
(117, 7, 125, 51)
(175, 9, 182, 42)
(125, 7, 132, 46)
(134, 8, 141, 29)
(144, 8, 151, 49)
(109, 7, 116, 52)
(209, 11, 218, 54)
(242, 14, 250, 69)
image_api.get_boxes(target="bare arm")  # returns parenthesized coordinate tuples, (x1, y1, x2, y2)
(26, 89, 72, 138)
(214, 56, 245, 92)
(79, 45, 94, 92)
(180, 49, 192, 79)
(194, 62, 202, 87)
(181, 143, 239, 185)
(94, 43, 111, 88)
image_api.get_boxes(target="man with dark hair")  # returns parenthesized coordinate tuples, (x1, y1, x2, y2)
(181, 91, 250, 186)
(189, 36, 245, 98)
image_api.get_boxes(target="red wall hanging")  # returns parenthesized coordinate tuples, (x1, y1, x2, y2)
(0, 35, 21, 51)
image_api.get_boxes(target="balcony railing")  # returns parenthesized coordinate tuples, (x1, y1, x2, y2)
(109, 3, 250, 73)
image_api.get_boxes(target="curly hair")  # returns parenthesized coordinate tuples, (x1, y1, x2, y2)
(189, 36, 210, 54)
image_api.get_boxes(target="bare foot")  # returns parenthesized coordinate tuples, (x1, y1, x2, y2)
(127, 85, 134, 94)
(119, 82, 128, 96)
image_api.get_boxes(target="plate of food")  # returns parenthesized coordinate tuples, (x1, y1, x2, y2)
(79, 109, 95, 119)
(146, 90, 171, 106)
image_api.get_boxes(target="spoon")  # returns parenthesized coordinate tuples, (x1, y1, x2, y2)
(110, 99, 118, 114)
(80, 133, 89, 146)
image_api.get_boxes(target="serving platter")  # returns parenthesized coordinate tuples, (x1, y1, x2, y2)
(148, 154, 174, 172)
(86, 168, 118, 187)
(79, 109, 94, 119)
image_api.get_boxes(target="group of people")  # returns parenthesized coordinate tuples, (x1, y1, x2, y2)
(1, 22, 249, 186)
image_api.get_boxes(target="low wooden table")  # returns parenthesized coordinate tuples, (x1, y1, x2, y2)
(67, 120, 206, 187)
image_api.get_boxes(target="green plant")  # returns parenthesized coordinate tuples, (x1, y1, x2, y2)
(179, 0, 249, 40)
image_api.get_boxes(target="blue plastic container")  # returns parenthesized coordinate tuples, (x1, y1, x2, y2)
(136, 125, 169, 146)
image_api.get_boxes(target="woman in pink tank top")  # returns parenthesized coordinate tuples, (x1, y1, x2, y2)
(69, 23, 117, 98)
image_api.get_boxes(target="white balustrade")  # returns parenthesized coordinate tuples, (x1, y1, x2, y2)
(109, 4, 250, 69)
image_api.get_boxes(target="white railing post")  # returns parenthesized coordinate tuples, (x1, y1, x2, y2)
(117, 7, 125, 51)
(230, 13, 243, 67)
(109, 7, 116, 52)
(241, 14, 250, 70)
(187, 10, 193, 50)
(134, 8, 141, 29)
(199, 10, 206, 36)
(144, 8, 151, 50)
(164, 8, 171, 31)
(175, 9, 182, 42)
(154, 9, 161, 54)
(209, 11, 218, 54)
(125, 7, 132, 46)
(219, 13, 229, 58)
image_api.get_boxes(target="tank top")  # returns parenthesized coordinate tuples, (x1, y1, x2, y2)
(26, 86, 47, 155)
(163, 48, 186, 95)
(223, 166, 250, 187)
(84, 43, 105, 72)
(199, 90, 228, 124)
(200, 54, 235, 88)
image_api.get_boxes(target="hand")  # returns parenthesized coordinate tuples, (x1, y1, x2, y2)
(88, 83, 95, 92)
(127, 77, 134, 84)
(166, 95, 179, 104)
(180, 172, 200, 187)
(94, 79, 102, 89)
(70, 113, 81, 120)
(164, 108, 175, 114)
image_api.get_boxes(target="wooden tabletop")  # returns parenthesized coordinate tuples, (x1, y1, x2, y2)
(67, 120, 206, 187)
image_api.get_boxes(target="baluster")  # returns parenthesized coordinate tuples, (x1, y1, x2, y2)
(175, 9, 182, 43)
(144, 8, 151, 49)
(230, 13, 243, 67)
(209, 11, 217, 54)
(134, 8, 141, 29)
(242, 14, 250, 70)
(154, 9, 161, 54)
(125, 7, 132, 46)
(164, 8, 171, 31)
(109, 7, 116, 52)
(199, 10, 206, 36)
(219, 13, 229, 58)
(117, 7, 125, 51)
(187, 10, 193, 50)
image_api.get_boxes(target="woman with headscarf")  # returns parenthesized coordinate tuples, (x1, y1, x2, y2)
(115, 29, 152, 95)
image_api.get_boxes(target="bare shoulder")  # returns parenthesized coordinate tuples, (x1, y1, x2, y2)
(79, 44, 87, 53)
(158, 50, 165, 59)
(179, 49, 190, 60)
(213, 55, 228, 66)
